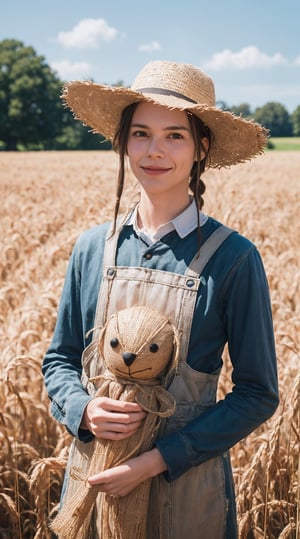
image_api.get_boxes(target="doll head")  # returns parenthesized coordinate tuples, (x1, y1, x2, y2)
(98, 305, 179, 382)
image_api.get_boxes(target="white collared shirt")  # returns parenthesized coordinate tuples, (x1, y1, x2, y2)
(126, 198, 208, 245)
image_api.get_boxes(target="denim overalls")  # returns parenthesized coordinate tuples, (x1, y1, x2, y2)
(62, 218, 236, 539)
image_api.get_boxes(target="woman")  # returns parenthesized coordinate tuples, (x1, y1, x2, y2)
(42, 60, 279, 538)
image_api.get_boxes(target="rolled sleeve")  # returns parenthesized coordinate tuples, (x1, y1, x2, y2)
(42, 239, 92, 438)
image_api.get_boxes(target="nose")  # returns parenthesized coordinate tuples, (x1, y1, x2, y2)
(147, 137, 163, 157)
(122, 351, 137, 367)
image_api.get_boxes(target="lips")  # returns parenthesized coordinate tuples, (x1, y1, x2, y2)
(141, 166, 171, 175)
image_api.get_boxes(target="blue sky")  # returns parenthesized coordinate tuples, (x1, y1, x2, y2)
(2, 0, 300, 112)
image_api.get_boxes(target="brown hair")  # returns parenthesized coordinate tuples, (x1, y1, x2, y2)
(112, 103, 211, 234)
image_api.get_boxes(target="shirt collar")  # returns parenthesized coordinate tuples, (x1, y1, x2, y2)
(125, 198, 208, 244)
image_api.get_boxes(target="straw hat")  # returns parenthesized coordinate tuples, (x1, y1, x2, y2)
(62, 60, 268, 168)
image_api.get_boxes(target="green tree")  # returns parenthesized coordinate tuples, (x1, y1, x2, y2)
(230, 103, 253, 119)
(216, 100, 230, 111)
(253, 102, 293, 137)
(291, 105, 300, 136)
(53, 108, 112, 150)
(0, 39, 62, 150)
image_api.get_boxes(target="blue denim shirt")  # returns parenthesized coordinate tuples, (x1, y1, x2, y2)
(42, 216, 279, 481)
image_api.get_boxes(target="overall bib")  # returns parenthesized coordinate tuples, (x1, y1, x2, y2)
(63, 220, 236, 539)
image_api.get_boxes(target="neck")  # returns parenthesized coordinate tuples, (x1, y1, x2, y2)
(137, 191, 191, 233)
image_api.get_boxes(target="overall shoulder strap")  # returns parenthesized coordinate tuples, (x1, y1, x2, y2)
(92, 211, 133, 336)
(102, 212, 131, 268)
(186, 225, 235, 278)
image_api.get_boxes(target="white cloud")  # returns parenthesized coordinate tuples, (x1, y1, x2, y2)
(294, 55, 300, 65)
(138, 41, 161, 52)
(56, 18, 118, 49)
(51, 60, 92, 79)
(204, 46, 287, 70)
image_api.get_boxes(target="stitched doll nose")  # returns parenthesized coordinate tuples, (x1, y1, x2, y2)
(122, 352, 137, 367)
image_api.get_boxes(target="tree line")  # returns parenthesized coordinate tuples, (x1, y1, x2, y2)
(1, 39, 300, 151)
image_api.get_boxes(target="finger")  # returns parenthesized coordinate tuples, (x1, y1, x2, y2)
(94, 413, 145, 430)
(94, 422, 141, 439)
(95, 410, 147, 426)
(99, 397, 144, 413)
(107, 419, 143, 431)
(88, 476, 103, 486)
(88, 468, 112, 485)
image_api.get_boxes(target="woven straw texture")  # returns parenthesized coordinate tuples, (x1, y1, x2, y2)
(51, 306, 179, 539)
(62, 60, 268, 168)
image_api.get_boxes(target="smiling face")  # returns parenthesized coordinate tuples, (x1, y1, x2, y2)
(126, 102, 196, 204)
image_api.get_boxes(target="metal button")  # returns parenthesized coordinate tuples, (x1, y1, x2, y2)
(144, 252, 153, 260)
(186, 278, 195, 288)
(107, 268, 115, 276)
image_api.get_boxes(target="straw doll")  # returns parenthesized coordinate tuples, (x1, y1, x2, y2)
(51, 305, 179, 539)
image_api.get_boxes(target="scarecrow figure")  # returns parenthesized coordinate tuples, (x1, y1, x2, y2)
(51, 305, 179, 539)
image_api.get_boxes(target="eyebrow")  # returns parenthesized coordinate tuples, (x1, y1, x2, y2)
(130, 123, 190, 131)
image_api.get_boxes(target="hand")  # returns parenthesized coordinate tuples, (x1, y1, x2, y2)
(80, 396, 147, 440)
(88, 448, 167, 497)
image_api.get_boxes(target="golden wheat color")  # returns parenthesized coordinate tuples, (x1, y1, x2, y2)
(0, 151, 299, 538)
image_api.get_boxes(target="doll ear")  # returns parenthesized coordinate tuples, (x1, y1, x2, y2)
(85, 323, 103, 340)
(97, 310, 118, 357)
(97, 323, 108, 359)
(165, 324, 180, 374)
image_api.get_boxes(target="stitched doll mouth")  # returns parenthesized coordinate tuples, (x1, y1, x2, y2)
(115, 366, 152, 378)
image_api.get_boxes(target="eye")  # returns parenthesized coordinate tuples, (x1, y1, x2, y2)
(110, 338, 119, 348)
(132, 129, 148, 138)
(168, 132, 183, 140)
(149, 343, 159, 353)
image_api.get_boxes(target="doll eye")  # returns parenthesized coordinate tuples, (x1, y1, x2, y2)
(110, 338, 119, 348)
(149, 343, 159, 353)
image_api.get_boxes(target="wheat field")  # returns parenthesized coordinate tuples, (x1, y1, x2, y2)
(0, 150, 299, 538)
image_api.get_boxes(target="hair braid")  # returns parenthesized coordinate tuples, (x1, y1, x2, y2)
(111, 103, 139, 235)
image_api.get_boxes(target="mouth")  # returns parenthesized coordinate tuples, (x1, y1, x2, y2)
(141, 166, 171, 176)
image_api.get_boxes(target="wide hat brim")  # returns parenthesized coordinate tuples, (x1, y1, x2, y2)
(62, 81, 268, 168)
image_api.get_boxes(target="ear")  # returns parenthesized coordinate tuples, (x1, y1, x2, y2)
(193, 136, 210, 163)
(201, 136, 210, 153)
(200, 136, 210, 161)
